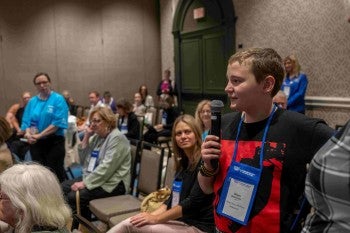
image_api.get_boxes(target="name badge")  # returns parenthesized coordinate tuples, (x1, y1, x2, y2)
(217, 162, 262, 225)
(87, 150, 99, 172)
(283, 86, 290, 97)
(120, 123, 128, 134)
(171, 180, 182, 207)
(161, 112, 167, 125)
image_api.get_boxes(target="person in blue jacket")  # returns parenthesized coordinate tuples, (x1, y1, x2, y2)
(281, 55, 308, 114)
(21, 72, 68, 182)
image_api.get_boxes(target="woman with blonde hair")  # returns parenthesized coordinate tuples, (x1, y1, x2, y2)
(281, 54, 308, 114)
(108, 114, 214, 233)
(194, 100, 211, 141)
(0, 163, 72, 233)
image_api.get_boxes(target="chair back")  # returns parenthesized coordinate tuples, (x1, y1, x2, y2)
(164, 156, 176, 188)
(136, 143, 164, 196)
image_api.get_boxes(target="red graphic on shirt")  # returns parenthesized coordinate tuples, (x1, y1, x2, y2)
(214, 140, 285, 233)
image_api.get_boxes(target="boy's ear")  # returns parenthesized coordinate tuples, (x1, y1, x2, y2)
(263, 75, 275, 94)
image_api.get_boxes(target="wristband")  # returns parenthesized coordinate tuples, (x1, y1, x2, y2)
(199, 160, 219, 177)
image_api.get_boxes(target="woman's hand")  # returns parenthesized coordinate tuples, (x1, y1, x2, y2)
(71, 181, 86, 191)
(201, 135, 221, 170)
(130, 212, 159, 227)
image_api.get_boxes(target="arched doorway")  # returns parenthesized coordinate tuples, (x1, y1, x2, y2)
(173, 0, 236, 114)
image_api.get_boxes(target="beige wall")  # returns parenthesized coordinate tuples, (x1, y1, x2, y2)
(160, 0, 350, 128)
(0, 0, 161, 115)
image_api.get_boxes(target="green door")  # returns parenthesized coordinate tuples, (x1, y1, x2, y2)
(180, 30, 228, 115)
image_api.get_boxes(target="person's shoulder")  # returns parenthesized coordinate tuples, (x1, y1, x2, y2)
(276, 109, 333, 132)
(51, 91, 65, 100)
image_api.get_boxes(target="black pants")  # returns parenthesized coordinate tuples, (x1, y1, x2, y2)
(30, 135, 66, 182)
(143, 127, 171, 144)
(62, 178, 126, 222)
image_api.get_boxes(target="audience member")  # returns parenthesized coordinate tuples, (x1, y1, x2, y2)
(116, 98, 141, 140)
(21, 72, 68, 182)
(133, 92, 146, 115)
(102, 91, 117, 114)
(0, 163, 72, 233)
(273, 90, 287, 109)
(77, 90, 102, 138)
(194, 100, 211, 141)
(139, 85, 154, 108)
(156, 69, 177, 101)
(143, 95, 179, 145)
(108, 114, 214, 233)
(62, 90, 77, 116)
(0, 116, 13, 173)
(302, 119, 350, 232)
(62, 106, 131, 226)
(281, 54, 308, 114)
(5, 91, 31, 137)
(198, 48, 334, 233)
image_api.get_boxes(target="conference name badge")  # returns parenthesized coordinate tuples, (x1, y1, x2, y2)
(87, 150, 100, 172)
(217, 162, 262, 225)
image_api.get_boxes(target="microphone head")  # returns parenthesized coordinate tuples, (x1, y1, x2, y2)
(211, 100, 224, 113)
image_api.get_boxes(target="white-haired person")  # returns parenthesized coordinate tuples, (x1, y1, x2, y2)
(0, 163, 72, 233)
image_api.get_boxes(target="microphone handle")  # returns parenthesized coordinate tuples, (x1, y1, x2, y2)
(210, 111, 221, 170)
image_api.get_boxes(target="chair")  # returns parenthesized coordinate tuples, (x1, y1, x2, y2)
(155, 108, 172, 156)
(73, 214, 104, 233)
(88, 142, 164, 226)
(135, 114, 145, 141)
(163, 156, 176, 188)
(108, 145, 176, 228)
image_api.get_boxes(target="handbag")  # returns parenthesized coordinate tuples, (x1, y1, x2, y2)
(140, 187, 171, 213)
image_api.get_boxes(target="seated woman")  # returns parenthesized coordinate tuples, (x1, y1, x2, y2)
(194, 100, 211, 141)
(133, 92, 146, 116)
(143, 95, 179, 145)
(0, 163, 72, 233)
(62, 106, 131, 225)
(108, 114, 215, 233)
(139, 84, 154, 108)
(116, 98, 141, 141)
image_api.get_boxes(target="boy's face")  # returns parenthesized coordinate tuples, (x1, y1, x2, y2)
(225, 61, 263, 112)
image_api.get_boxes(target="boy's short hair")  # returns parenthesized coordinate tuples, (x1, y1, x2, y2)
(228, 48, 285, 96)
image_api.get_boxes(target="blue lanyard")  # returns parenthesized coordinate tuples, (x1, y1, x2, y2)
(231, 105, 277, 170)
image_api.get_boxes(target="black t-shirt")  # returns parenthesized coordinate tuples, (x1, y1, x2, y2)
(165, 161, 215, 232)
(213, 108, 334, 233)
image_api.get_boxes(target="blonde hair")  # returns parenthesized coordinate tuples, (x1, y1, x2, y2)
(171, 115, 202, 172)
(89, 105, 117, 130)
(0, 163, 72, 233)
(284, 54, 301, 74)
(194, 100, 211, 132)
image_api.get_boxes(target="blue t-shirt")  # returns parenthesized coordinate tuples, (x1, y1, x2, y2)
(21, 91, 68, 136)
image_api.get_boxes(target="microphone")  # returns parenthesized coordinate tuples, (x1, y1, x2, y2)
(209, 100, 224, 170)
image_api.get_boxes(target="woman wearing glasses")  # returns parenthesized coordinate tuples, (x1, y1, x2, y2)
(62, 106, 131, 228)
(194, 100, 211, 141)
(21, 72, 68, 182)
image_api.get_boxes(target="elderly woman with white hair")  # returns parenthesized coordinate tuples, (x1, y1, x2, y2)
(0, 163, 72, 233)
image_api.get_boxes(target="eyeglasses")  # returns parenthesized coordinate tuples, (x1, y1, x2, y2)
(91, 119, 103, 125)
(35, 81, 49, 86)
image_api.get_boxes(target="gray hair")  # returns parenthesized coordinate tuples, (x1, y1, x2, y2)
(0, 163, 71, 233)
